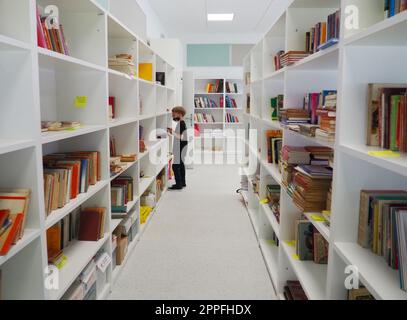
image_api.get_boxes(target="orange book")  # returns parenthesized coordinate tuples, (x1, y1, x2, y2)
(0, 214, 23, 255)
(46, 224, 61, 258)
(320, 22, 327, 45)
(0, 192, 30, 241)
(55, 162, 80, 199)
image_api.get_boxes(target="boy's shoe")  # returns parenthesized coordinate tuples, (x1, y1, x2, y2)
(169, 185, 183, 190)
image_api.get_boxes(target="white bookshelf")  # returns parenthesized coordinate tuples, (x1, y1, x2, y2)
(193, 78, 244, 155)
(241, 0, 407, 300)
(0, 0, 179, 300)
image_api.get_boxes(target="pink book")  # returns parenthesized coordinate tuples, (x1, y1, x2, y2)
(36, 6, 46, 48)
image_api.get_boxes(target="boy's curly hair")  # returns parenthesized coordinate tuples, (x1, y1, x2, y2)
(172, 106, 186, 116)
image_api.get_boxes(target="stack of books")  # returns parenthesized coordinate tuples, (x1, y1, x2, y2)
(41, 121, 81, 132)
(357, 190, 407, 291)
(109, 54, 136, 76)
(0, 189, 31, 256)
(280, 51, 310, 68)
(305, 9, 340, 53)
(194, 113, 216, 123)
(194, 97, 219, 108)
(295, 217, 329, 264)
(280, 146, 311, 188)
(274, 50, 285, 71)
(36, 6, 70, 55)
(225, 113, 239, 123)
(279, 109, 310, 125)
(306, 146, 333, 166)
(292, 165, 333, 212)
(384, 0, 407, 19)
(298, 124, 319, 137)
(366, 84, 407, 152)
(267, 185, 281, 223)
(111, 177, 134, 216)
(43, 152, 101, 216)
(283, 281, 308, 300)
(347, 287, 375, 300)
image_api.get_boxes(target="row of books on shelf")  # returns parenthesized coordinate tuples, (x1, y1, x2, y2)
(47, 206, 106, 269)
(0, 189, 31, 256)
(43, 151, 101, 216)
(205, 80, 224, 93)
(225, 114, 239, 123)
(357, 190, 407, 291)
(225, 96, 238, 109)
(385, 0, 407, 18)
(295, 216, 329, 264)
(305, 9, 340, 53)
(36, 6, 70, 55)
(111, 176, 134, 215)
(194, 97, 219, 109)
(62, 249, 111, 300)
(367, 84, 407, 152)
(194, 113, 216, 123)
(225, 82, 239, 94)
(270, 91, 337, 143)
(266, 185, 280, 223)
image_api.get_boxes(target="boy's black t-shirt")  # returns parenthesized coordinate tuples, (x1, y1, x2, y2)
(173, 120, 188, 157)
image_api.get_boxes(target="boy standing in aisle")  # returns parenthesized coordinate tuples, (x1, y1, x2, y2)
(167, 107, 188, 190)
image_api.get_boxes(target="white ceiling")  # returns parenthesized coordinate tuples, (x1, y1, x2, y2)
(148, 0, 279, 39)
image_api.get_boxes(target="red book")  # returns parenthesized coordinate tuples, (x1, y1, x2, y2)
(0, 214, 23, 256)
(36, 6, 46, 48)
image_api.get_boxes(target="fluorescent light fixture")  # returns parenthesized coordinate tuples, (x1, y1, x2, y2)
(207, 13, 234, 21)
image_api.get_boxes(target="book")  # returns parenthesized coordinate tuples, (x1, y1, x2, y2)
(139, 63, 153, 81)
(313, 231, 329, 264)
(78, 208, 106, 241)
(285, 281, 308, 300)
(296, 220, 314, 260)
(348, 287, 375, 300)
(0, 214, 23, 256)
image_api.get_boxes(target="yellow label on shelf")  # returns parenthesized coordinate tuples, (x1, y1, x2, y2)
(285, 240, 296, 247)
(260, 198, 269, 205)
(75, 96, 88, 108)
(368, 150, 400, 158)
(266, 240, 276, 246)
(55, 255, 67, 270)
(310, 214, 326, 222)
(322, 210, 331, 216)
(292, 254, 300, 260)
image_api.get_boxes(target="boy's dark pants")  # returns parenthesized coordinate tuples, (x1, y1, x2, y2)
(172, 147, 186, 187)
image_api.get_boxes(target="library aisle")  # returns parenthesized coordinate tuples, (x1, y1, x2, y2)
(109, 165, 276, 300)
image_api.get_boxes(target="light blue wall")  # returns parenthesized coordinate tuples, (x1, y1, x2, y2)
(95, 0, 108, 9)
(187, 44, 231, 67)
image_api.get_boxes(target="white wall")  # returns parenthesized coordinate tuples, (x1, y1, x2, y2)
(136, 0, 167, 39)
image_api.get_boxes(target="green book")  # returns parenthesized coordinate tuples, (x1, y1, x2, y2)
(390, 95, 401, 151)
(271, 97, 278, 120)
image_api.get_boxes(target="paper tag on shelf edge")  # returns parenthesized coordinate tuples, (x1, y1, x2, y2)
(260, 198, 269, 205)
(310, 214, 326, 222)
(368, 150, 401, 158)
(75, 96, 88, 108)
(292, 254, 300, 260)
(285, 240, 296, 247)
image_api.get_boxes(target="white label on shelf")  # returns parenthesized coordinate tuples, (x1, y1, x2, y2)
(96, 253, 112, 273)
